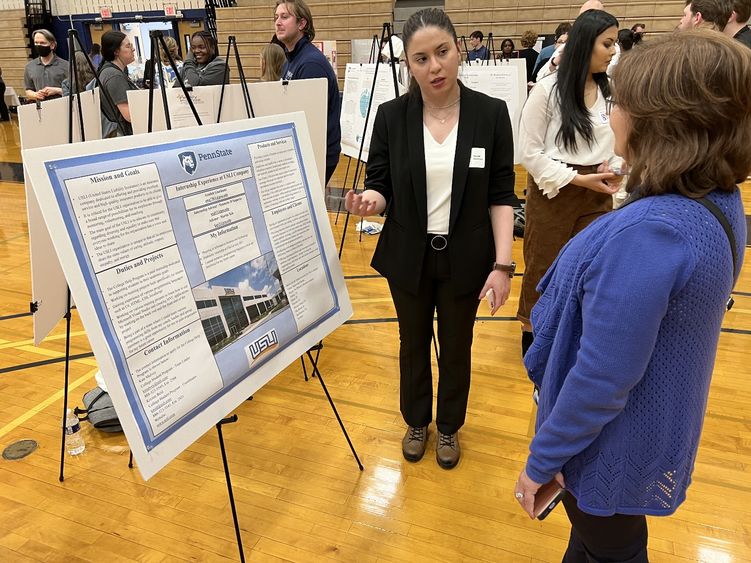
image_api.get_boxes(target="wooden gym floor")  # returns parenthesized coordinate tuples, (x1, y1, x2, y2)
(1, 116, 750, 562)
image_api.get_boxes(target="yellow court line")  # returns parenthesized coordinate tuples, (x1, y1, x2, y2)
(0, 367, 99, 439)
(0, 330, 89, 350)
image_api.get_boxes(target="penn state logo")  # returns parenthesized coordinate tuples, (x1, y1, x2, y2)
(178, 151, 197, 175)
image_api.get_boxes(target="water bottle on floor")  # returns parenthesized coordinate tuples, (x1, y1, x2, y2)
(65, 408, 85, 455)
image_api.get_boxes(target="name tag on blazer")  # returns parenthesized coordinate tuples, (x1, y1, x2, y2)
(470, 147, 485, 168)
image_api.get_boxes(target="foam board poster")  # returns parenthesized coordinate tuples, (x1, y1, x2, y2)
(23, 113, 352, 480)
(18, 89, 103, 344)
(340, 63, 405, 162)
(459, 60, 527, 163)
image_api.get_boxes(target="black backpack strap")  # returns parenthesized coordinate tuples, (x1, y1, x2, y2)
(695, 196, 738, 311)
(695, 197, 738, 275)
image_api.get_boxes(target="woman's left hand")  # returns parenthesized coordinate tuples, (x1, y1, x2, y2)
(478, 269, 511, 316)
(515, 469, 565, 519)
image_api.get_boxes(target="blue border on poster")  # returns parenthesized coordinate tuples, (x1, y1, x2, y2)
(43, 122, 340, 450)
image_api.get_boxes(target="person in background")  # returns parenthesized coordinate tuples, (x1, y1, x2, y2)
(62, 51, 96, 95)
(345, 8, 518, 470)
(678, 0, 733, 31)
(0, 67, 9, 121)
(617, 28, 635, 50)
(516, 30, 749, 562)
(178, 31, 229, 87)
(145, 36, 183, 88)
(518, 30, 539, 80)
(724, 0, 751, 47)
(517, 9, 621, 357)
(533, 22, 571, 80)
(24, 29, 68, 102)
(260, 43, 286, 81)
(467, 30, 490, 61)
(275, 0, 341, 185)
(99, 30, 139, 136)
(630, 22, 646, 44)
(89, 43, 102, 68)
(499, 38, 516, 61)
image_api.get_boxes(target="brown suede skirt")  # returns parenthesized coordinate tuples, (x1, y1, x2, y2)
(517, 166, 613, 327)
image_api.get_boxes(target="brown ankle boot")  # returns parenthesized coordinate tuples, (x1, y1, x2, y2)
(402, 426, 428, 462)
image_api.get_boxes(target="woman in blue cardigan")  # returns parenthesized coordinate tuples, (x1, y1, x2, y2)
(515, 31, 750, 561)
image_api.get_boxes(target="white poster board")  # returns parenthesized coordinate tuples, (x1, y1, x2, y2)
(128, 79, 328, 190)
(351, 38, 377, 64)
(312, 40, 337, 77)
(459, 60, 526, 163)
(23, 113, 352, 480)
(340, 63, 405, 162)
(18, 90, 103, 344)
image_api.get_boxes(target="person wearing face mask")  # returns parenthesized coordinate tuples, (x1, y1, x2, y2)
(24, 29, 68, 102)
(98, 31, 140, 136)
(177, 31, 229, 87)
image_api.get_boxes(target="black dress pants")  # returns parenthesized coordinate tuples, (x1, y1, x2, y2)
(562, 493, 649, 563)
(388, 240, 481, 435)
(0, 82, 9, 121)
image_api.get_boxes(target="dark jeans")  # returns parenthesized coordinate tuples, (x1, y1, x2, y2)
(562, 493, 649, 563)
(388, 240, 481, 435)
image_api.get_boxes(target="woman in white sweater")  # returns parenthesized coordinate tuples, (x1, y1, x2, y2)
(517, 9, 621, 356)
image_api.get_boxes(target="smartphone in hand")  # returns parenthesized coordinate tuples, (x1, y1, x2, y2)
(534, 480, 565, 520)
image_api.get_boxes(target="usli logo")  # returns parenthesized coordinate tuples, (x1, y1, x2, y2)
(178, 151, 197, 175)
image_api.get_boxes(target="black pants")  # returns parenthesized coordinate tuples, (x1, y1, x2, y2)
(0, 82, 9, 121)
(562, 493, 649, 563)
(388, 241, 481, 435)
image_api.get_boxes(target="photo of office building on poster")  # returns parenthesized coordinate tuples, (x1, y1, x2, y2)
(192, 252, 289, 353)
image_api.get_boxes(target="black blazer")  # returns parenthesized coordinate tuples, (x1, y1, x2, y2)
(365, 83, 519, 296)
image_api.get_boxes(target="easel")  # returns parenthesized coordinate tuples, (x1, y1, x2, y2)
(336, 22, 400, 259)
(333, 34, 379, 226)
(217, 35, 254, 122)
(136, 35, 363, 562)
(55, 28, 131, 483)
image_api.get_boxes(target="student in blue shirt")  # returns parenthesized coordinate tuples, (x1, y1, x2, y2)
(467, 30, 489, 62)
(275, 0, 341, 185)
(515, 31, 749, 562)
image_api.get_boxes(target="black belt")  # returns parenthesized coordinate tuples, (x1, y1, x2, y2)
(428, 234, 448, 251)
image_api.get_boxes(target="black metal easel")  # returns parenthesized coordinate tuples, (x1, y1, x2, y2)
(217, 35, 254, 122)
(57, 28, 132, 482)
(337, 22, 400, 260)
(216, 415, 246, 562)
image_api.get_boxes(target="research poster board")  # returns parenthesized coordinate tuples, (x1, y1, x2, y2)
(128, 79, 328, 189)
(351, 38, 376, 64)
(24, 113, 352, 480)
(459, 60, 526, 163)
(18, 90, 103, 344)
(340, 63, 405, 162)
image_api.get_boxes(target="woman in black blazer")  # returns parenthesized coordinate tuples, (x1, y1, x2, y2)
(345, 8, 519, 469)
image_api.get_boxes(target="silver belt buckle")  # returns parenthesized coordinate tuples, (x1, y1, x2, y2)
(430, 234, 448, 251)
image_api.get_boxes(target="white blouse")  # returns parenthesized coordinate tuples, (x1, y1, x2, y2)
(423, 122, 458, 234)
(518, 73, 619, 198)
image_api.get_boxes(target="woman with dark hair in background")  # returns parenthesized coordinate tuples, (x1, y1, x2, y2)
(516, 30, 749, 561)
(99, 30, 139, 136)
(345, 8, 518, 470)
(178, 31, 229, 86)
(517, 10, 621, 356)
(499, 38, 516, 61)
(618, 28, 635, 51)
(88, 43, 102, 68)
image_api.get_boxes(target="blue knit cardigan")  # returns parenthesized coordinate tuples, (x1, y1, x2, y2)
(524, 189, 746, 516)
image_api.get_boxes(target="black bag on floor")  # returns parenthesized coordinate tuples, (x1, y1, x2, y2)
(74, 387, 122, 433)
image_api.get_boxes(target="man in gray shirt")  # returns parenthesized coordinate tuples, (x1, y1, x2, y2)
(24, 29, 68, 101)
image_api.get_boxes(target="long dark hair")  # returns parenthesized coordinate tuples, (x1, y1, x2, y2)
(555, 9, 618, 152)
(402, 8, 457, 98)
(100, 31, 126, 69)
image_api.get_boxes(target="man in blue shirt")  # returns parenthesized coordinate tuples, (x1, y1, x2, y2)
(467, 30, 489, 62)
(275, 0, 341, 185)
(532, 22, 570, 81)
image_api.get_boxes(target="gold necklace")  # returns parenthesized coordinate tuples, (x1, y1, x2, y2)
(424, 97, 460, 124)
